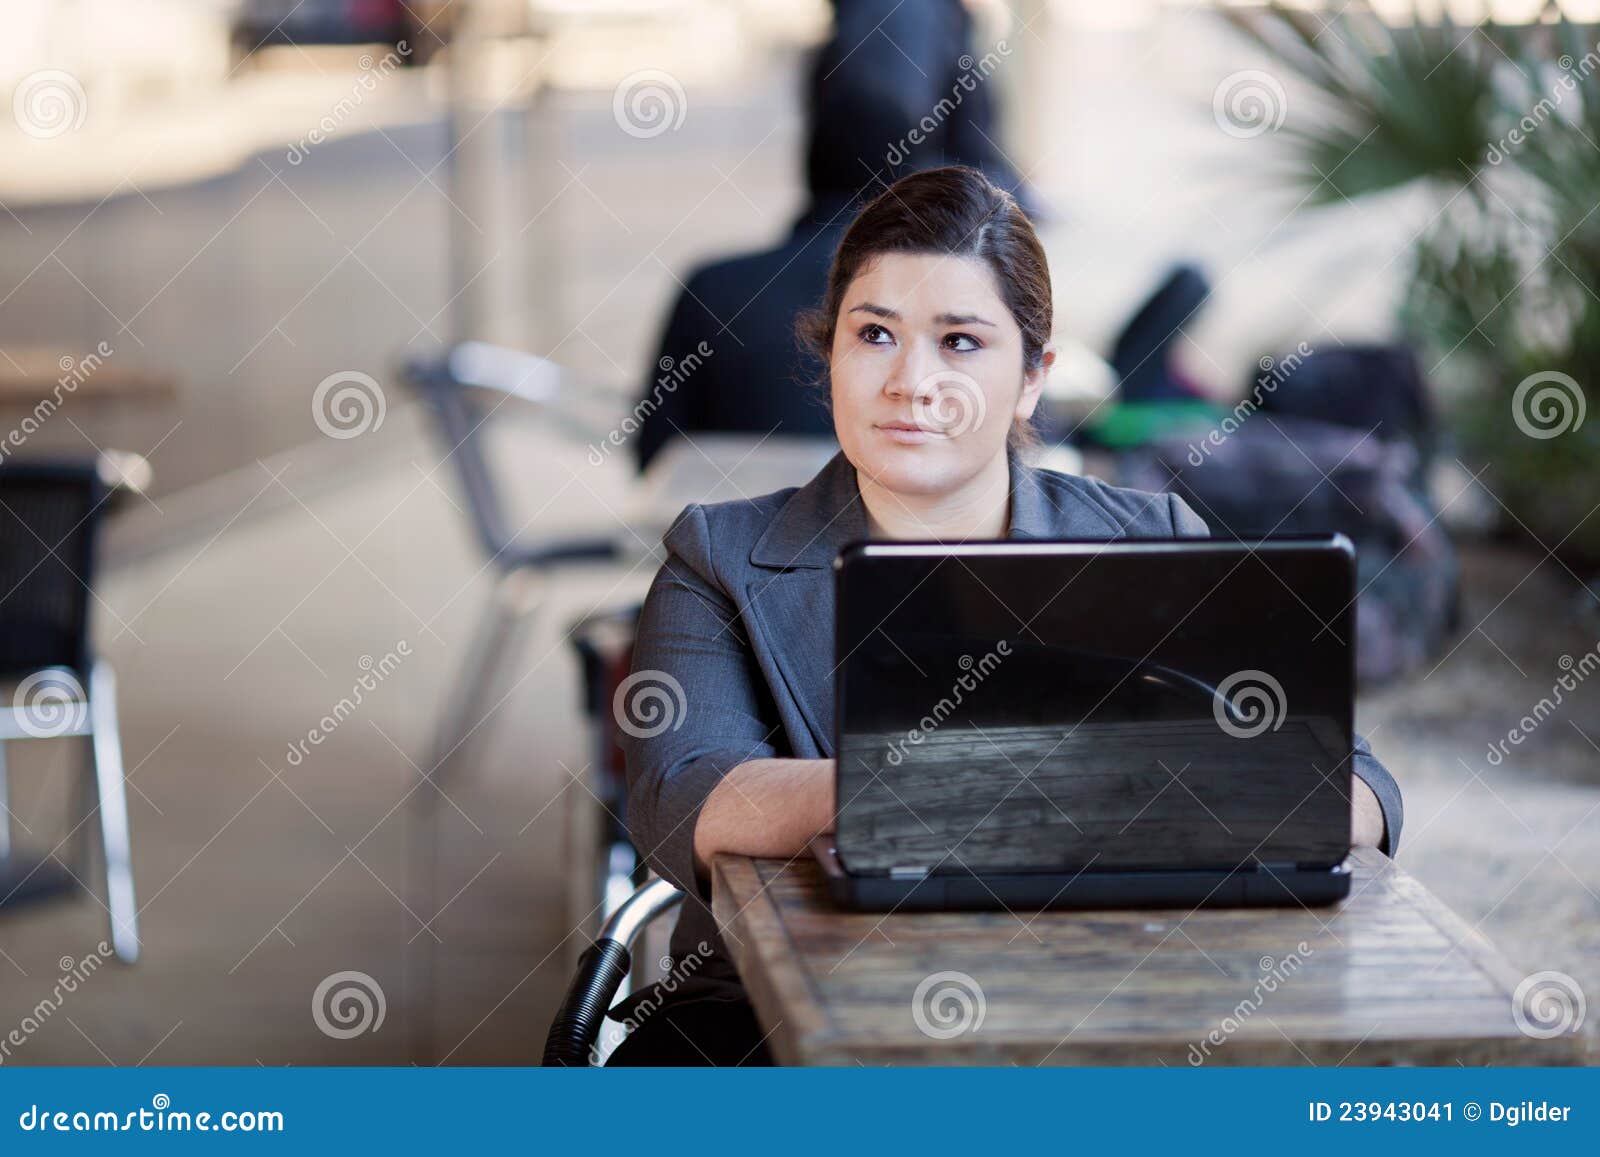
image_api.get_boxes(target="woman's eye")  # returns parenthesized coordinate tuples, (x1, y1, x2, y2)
(943, 332, 981, 352)
(860, 324, 892, 345)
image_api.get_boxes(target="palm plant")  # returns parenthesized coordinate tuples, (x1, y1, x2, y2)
(1226, 4, 1600, 563)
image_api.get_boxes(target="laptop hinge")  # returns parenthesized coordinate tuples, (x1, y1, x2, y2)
(889, 865, 930, 879)
(1257, 861, 1299, 872)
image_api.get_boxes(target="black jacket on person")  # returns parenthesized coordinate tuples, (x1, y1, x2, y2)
(632, 0, 1032, 472)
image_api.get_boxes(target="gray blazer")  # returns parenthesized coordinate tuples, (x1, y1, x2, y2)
(620, 450, 1404, 1000)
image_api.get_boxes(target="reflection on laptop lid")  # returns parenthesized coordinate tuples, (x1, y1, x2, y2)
(833, 537, 1356, 877)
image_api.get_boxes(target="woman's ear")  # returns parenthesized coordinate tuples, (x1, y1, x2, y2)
(1015, 341, 1057, 421)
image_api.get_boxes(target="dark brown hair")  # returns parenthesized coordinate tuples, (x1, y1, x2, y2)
(796, 165, 1052, 450)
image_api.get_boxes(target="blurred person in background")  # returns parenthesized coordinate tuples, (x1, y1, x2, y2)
(632, 0, 1034, 472)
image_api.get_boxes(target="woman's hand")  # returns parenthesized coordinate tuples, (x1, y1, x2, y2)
(691, 758, 836, 880)
(1352, 775, 1386, 849)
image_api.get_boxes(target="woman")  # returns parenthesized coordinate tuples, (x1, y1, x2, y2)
(609, 166, 1402, 1066)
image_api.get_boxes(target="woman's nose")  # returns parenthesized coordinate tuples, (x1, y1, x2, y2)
(881, 342, 933, 401)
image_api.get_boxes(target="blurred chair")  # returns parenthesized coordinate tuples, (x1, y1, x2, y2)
(401, 346, 642, 978)
(0, 458, 138, 963)
(542, 876, 683, 1067)
(400, 345, 625, 784)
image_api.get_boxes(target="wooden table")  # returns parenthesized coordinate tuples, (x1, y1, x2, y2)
(711, 847, 1589, 1066)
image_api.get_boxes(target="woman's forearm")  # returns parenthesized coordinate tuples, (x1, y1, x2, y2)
(691, 758, 836, 877)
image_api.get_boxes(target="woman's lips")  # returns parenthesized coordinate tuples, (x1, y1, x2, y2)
(875, 421, 943, 444)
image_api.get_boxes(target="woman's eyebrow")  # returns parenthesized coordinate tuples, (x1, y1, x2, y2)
(847, 302, 997, 327)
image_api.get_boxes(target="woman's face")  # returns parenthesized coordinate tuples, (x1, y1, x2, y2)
(829, 251, 1048, 498)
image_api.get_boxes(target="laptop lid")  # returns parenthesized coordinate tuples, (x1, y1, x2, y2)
(833, 536, 1356, 876)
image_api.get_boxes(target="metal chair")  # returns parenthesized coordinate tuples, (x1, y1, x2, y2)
(400, 344, 648, 1041)
(400, 344, 626, 784)
(542, 877, 684, 1066)
(0, 458, 138, 963)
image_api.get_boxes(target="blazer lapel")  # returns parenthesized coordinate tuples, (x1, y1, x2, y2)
(742, 453, 867, 757)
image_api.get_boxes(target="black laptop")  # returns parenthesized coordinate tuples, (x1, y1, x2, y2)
(813, 535, 1359, 910)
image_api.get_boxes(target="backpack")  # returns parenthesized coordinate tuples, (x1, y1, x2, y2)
(1121, 412, 1460, 686)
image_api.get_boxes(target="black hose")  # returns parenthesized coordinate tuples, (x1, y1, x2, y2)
(542, 939, 631, 1066)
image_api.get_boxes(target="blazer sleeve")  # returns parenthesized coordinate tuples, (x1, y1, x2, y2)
(1168, 491, 1211, 538)
(1163, 490, 1404, 855)
(620, 505, 779, 902)
(1353, 733, 1403, 857)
